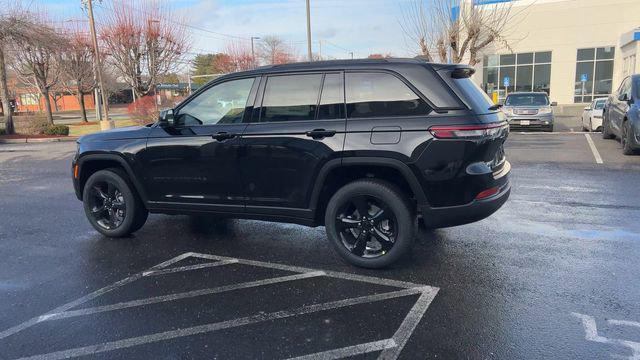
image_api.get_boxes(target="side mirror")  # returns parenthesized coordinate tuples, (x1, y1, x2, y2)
(618, 93, 629, 102)
(551, 102, 558, 107)
(159, 109, 175, 127)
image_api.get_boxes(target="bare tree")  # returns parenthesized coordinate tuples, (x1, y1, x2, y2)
(215, 42, 254, 73)
(400, 0, 514, 65)
(60, 23, 96, 122)
(258, 35, 296, 65)
(10, 15, 67, 125)
(100, 1, 190, 100)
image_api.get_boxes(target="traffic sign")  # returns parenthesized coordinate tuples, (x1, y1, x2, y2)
(580, 73, 588, 82)
(503, 76, 510, 87)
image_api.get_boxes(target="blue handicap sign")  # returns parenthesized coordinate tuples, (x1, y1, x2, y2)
(503, 76, 510, 87)
(580, 73, 588, 82)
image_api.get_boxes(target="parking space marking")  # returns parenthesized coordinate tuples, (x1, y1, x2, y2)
(2, 252, 439, 360)
(286, 339, 397, 360)
(16, 288, 425, 360)
(142, 259, 239, 276)
(572, 312, 640, 359)
(45, 271, 326, 321)
(585, 134, 604, 164)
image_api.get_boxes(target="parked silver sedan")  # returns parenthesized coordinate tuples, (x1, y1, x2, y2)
(501, 92, 557, 132)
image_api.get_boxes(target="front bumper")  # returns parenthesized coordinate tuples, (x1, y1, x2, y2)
(507, 114, 554, 132)
(420, 161, 511, 228)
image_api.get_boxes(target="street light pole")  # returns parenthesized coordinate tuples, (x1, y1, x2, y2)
(251, 36, 260, 69)
(84, 0, 112, 130)
(306, 0, 312, 61)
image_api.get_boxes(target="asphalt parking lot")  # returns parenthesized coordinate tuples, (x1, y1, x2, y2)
(1, 131, 640, 359)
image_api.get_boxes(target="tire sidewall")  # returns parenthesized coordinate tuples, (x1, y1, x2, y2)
(82, 169, 139, 237)
(325, 180, 414, 268)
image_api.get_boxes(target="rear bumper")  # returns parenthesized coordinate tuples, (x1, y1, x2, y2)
(420, 161, 511, 228)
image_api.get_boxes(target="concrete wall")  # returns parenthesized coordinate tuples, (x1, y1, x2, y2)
(473, 0, 640, 104)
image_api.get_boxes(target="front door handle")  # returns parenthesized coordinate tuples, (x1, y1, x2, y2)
(305, 129, 336, 139)
(212, 132, 237, 141)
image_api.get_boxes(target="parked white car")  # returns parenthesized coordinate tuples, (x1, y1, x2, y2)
(581, 98, 607, 132)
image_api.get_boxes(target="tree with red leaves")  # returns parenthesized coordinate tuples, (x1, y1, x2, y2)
(100, 1, 190, 100)
(60, 23, 96, 122)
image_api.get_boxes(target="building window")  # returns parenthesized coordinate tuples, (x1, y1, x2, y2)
(19, 94, 39, 106)
(574, 46, 615, 103)
(482, 51, 552, 101)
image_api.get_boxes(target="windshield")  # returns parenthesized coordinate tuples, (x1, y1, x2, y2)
(635, 77, 640, 98)
(594, 99, 606, 110)
(505, 93, 549, 106)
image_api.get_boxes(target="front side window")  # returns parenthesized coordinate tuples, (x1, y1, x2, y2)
(505, 93, 549, 106)
(177, 78, 254, 126)
(594, 99, 606, 110)
(346, 72, 431, 118)
(261, 74, 323, 122)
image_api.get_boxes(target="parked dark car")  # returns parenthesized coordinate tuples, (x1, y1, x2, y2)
(71, 58, 511, 268)
(501, 92, 557, 132)
(603, 74, 640, 155)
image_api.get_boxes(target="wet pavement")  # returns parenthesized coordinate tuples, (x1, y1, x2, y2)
(1, 133, 639, 359)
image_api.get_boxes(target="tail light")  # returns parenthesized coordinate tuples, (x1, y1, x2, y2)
(475, 186, 499, 200)
(429, 122, 508, 139)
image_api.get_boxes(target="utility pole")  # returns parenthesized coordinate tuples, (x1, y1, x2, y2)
(350, 52, 354, 60)
(306, 0, 312, 61)
(84, 0, 112, 130)
(318, 40, 322, 60)
(251, 36, 260, 69)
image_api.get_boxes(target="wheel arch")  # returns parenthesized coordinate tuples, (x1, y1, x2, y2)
(310, 157, 428, 224)
(77, 154, 149, 203)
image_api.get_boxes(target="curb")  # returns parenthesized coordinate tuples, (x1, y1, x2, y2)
(0, 136, 79, 144)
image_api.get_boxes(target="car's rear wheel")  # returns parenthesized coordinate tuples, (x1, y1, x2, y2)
(602, 113, 615, 139)
(83, 168, 148, 237)
(325, 179, 415, 268)
(621, 120, 637, 155)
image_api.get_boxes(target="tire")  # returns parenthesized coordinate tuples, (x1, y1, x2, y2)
(621, 120, 637, 155)
(588, 119, 593, 132)
(602, 113, 615, 139)
(324, 179, 415, 269)
(82, 168, 148, 237)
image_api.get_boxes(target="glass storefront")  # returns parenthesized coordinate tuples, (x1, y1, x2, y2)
(482, 51, 552, 102)
(574, 46, 615, 103)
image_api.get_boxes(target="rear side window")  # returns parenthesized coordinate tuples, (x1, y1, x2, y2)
(346, 72, 431, 118)
(317, 73, 345, 120)
(261, 74, 322, 122)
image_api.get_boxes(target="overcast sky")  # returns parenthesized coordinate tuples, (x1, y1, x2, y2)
(28, 0, 418, 62)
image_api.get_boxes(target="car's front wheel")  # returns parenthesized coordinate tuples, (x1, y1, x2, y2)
(82, 168, 148, 237)
(325, 179, 415, 268)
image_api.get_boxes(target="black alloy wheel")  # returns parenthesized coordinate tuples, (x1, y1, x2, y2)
(87, 181, 127, 230)
(82, 168, 148, 237)
(335, 195, 398, 258)
(325, 179, 415, 268)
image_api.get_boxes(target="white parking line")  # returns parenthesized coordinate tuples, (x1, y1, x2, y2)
(16, 288, 424, 360)
(584, 133, 604, 164)
(1, 252, 439, 360)
(45, 271, 325, 321)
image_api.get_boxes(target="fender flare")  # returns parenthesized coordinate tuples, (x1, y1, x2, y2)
(77, 154, 149, 203)
(309, 157, 429, 211)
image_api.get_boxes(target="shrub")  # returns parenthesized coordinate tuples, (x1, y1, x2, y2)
(13, 115, 49, 135)
(42, 124, 70, 136)
(0, 128, 5, 135)
(127, 95, 185, 125)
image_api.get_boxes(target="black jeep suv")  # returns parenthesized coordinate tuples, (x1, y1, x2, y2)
(72, 59, 511, 268)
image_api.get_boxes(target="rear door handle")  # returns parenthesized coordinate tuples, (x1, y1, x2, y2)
(305, 129, 336, 139)
(212, 132, 237, 141)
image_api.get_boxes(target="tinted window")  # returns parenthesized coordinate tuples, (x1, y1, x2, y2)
(261, 74, 322, 122)
(505, 93, 549, 106)
(317, 73, 344, 120)
(346, 73, 431, 118)
(594, 99, 606, 109)
(178, 78, 254, 125)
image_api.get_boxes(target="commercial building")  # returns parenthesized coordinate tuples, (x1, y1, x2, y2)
(473, 0, 640, 105)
